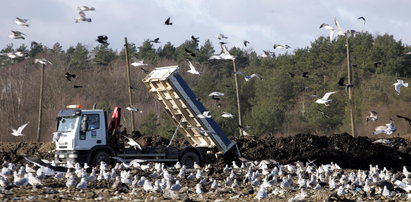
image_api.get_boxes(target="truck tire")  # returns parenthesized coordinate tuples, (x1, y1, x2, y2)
(91, 150, 110, 166)
(180, 151, 200, 168)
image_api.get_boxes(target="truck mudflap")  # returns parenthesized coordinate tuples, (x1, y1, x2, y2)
(143, 66, 237, 154)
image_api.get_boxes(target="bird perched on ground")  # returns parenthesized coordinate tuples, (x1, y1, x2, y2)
(319, 23, 335, 42)
(65, 72, 76, 81)
(273, 44, 290, 49)
(243, 40, 250, 47)
(184, 48, 196, 57)
(234, 72, 263, 81)
(78, 6, 95, 11)
(130, 59, 148, 67)
(397, 115, 411, 126)
(151, 38, 160, 43)
(125, 106, 142, 113)
(366, 111, 378, 123)
(34, 58, 52, 65)
(191, 35, 199, 42)
(197, 111, 211, 119)
(315, 91, 337, 106)
(122, 135, 142, 151)
(221, 112, 234, 118)
(11, 122, 29, 136)
(9, 31, 25, 40)
(215, 33, 228, 40)
(373, 119, 396, 135)
(358, 16, 366, 24)
(187, 60, 200, 75)
(164, 17, 173, 25)
(393, 80, 408, 95)
(75, 11, 92, 23)
(96, 35, 109, 45)
(15, 17, 29, 27)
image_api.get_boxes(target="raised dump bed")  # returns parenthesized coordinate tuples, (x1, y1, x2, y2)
(142, 66, 236, 154)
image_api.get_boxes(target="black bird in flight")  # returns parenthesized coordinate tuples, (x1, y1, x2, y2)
(338, 77, 354, 91)
(219, 41, 227, 45)
(73, 85, 83, 88)
(302, 72, 309, 78)
(151, 38, 160, 43)
(191, 35, 199, 42)
(164, 17, 172, 25)
(65, 72, 76, 81)
(243, 40, 250, 47)
(184, 48, 196, 57)
(397, 115, 411, 126)
(96, 35, 109, 45)
(140, 67, 149, 74)
(288, 72, 295, 78)
(357, 16, 366, 24)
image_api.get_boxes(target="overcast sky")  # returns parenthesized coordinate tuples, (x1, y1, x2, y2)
(1, 0, 410, 54)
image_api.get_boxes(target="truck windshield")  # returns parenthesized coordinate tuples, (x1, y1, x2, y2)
(57, 117, 78, 132)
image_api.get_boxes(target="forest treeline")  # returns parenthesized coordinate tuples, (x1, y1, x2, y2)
(1, 32, 411, 142)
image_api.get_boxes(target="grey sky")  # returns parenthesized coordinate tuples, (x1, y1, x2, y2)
(1, 0, 410, 54)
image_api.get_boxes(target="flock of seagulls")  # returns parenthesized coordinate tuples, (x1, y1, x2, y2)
(0, 157, 410, 201)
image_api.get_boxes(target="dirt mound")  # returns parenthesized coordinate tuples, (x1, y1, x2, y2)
(0, 142, 54, 164)
(236, 133, 411, 170)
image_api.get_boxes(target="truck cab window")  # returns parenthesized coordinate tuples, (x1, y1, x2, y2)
(86, 114, 100, 131)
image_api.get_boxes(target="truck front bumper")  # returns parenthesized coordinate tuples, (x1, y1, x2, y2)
(55, 150, 89, 165)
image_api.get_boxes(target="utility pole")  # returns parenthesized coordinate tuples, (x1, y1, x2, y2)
(346, 34, 356, 137)
(37, 64, 45, 142)
(124, 37, 135, 132)
(232, 59, 243, 136)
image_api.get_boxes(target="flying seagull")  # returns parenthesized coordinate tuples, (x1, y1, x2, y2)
(319, 23, 335, 42)
(366, 111, 378, 123)
(15, 17, 29, 27)
(215, 33, 228, 40)
(34, 58, 52, 65)
(243, 40, 250, 47)
(96, 35, 109, 45)
(197, 111, 211, 119)
(122, 135, 142, 151)
(209, 44, 235, 60)
(261, 50, 275, 58)
(234, 72, 263, 81)
(65, 72, 76, 81)
(315, 91, 337, 106)
(191, 35, 199, 42)
(273, 44, 291, 49)
(187, 60, 200, 75)
(373, 119, 396, 135)
(357, 16, 366, 24)
(185, 48, 196, 57)
(78, 6, 95, 11)
(151, 38, 160, 43)
(221, 112, 234, 118)
(393, 80, 408, 95)
(208, 92, 224, 97)
(125, 106, 142, 113)
(9, 31, 25, 40)
(75, 11, 92, 23)
(130, 59, 147, 67)
(164, 17, 173, 25)
(11, 122, 29, 136)
(397, 115, 411, 126)
(24, 156, 74, 173)
(334, 18, 345, 37)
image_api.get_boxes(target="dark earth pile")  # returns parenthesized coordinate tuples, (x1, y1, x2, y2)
(236, 133, 411, 170)
(2, 133, 411, 170)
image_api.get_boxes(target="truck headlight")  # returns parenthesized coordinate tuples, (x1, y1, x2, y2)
(68, 154, 78, 158)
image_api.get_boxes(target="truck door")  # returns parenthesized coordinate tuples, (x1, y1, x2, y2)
(76, 113, 105, 150)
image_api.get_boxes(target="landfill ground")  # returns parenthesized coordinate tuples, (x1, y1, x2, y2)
(1, 133, 411, 201)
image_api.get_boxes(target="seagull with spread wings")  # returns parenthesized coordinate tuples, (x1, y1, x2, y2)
(9, 31, 26, 40)
(357, 16, 366, 24)
(11, 122, 29, 136)
(315, 91, 337, 106)
(234, 72, 263, 81)
(122, 135, 142, 151)
(373, 119, 396, 135)
(15, 17, 29, 27)
(393, 80, 408, 95)
(75, 11, 92, 23)
(319, 23, 335, 42)
(187, 60, 200, 75)
(366, 111, 378, 123)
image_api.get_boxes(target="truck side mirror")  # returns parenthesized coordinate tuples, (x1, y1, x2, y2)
(81, 115, 88, 133)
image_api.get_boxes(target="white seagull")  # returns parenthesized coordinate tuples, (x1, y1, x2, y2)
(78, 6, 95, 11)
(11, 122, 29, 136)
(15, 17, 29, 27)
(215, 33, 228, 40)
(197, 111, 211, 119)
(126, 105, 142, 113)
(34, 58, 52, 65)
(9, 31, 25, 40)
(208, 92, 224, 97)
(273, 44, 290, 49)
(393, 80, 408, 95)
(209, 44, 235, 60)
(320, 23, 335, 42)
(334, 18, 345, 37)
(234, 72, 263, 81)
(75, 11, 92, 23)
(221, 112, 234, 118)
(366, 111, 378, 123)
(122, 135, 142, 151)
(315, 91, 337, 106)
(373, 119, 396, 135)
(131, 59, 148, 67)
(187, 60, 200, 75)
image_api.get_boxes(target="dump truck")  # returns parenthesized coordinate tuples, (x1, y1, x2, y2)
(53, 66, 239, 167)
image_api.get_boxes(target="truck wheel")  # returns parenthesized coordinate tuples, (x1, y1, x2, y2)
(180, 151, 200, 168)
(92, 150, 110, 166)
